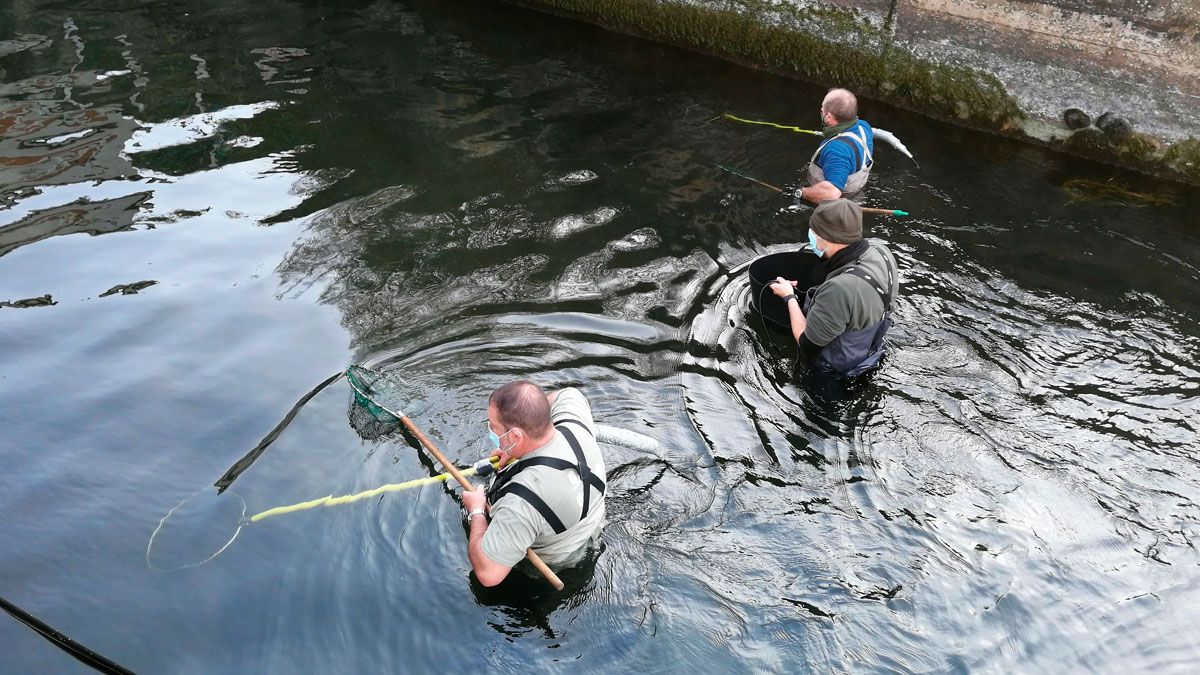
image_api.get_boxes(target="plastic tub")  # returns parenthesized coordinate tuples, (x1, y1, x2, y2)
(747, 250, 824, 327)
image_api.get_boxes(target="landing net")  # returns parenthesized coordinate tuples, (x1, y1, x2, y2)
(147, 365, 441, 572)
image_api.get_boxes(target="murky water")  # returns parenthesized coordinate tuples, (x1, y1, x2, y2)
(3, 1, 1199, 672)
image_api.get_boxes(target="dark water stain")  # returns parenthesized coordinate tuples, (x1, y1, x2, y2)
(98, 280, 157, 297)
(1, 293, 56, 308)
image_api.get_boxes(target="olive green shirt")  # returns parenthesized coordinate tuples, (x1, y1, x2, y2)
(804, 240, 898, 347)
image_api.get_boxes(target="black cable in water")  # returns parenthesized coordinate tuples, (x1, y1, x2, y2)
(757, 280, 803, 369)
(213, 370, 344, 493)
(0, 595, 135, 674)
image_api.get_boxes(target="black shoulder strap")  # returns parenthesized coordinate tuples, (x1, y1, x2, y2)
(486, 424, 606, 532)
(485, 461, 522, 504)
(498, 483, 567, 534)
(553, 416, 592, 435)
(877, 248, 896, 311)
(558, 425, 594, 521)
(840, 251, 894, 311)
(843, 267, 888, 307)
(832, 136, 863, 172)
(497, 454, 605, 496)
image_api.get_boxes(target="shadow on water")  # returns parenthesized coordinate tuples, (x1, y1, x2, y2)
(469, 545, 603, 638)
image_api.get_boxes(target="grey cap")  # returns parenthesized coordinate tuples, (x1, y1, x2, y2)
(809, 199, 863, 244)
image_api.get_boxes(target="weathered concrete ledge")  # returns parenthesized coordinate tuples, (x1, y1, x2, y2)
(502, 0, 1200, 185)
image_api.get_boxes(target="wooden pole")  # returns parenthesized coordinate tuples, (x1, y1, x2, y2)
(716, 164, 906, 215)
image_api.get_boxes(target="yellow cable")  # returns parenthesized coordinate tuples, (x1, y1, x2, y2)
(249, 460, 493, 523)
(722, 113, 822, 136)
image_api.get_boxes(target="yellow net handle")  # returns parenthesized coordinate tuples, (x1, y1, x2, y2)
(249, 458, 498, 523)
(722, 113, 822, 136)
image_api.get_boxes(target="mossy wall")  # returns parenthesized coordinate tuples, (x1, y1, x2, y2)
(506, 0, 1022, 127)
(501, 0, 1200, 185)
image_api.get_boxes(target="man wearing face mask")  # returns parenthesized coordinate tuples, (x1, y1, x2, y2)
(796, 88, 874, 203)
(460, 381, 606, 586)
(769, 199, 898, 376)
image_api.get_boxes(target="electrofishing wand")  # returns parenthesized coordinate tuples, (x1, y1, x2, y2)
(723, 113, 918, 164)
(247, 458, 500, 522)
(722, 113, 822, 136)
(715, 164, 909, 217)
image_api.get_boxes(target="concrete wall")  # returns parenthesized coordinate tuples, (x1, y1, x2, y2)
(873, 0, 1198, 141)
(504, 0, 1200, 183)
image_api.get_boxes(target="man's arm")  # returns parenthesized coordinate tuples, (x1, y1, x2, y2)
(799, 281, 853, 351)
(782, 293, 808, 344)
(548, 387, 596, 435)
(799, 148, 851, 202)
(461, 488, 512, 587)
(769, 277, 808, 343)
(466, 516, 512, 587)
(799, 180, 842, 203)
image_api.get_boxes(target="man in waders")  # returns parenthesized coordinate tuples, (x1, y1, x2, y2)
(769, 199, 898, 376)
(796, 88, 874, 202)
(461, 381, 606, 586)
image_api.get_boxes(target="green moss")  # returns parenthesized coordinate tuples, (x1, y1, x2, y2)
(1061, 128, 1177, 178)
(1064, 127, 1106, 151)
(1164, 138, 1200, 183)
(1062, 178, 1175, 207)
(508, 0, 1023, 129)
(506, 0, 1200, 185)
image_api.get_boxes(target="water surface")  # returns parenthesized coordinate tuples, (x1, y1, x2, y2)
(2, 0, 1199, 672)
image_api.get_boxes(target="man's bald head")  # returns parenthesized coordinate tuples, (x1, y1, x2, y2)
(822, 88, 858, 124)
(489, 380, 553, 436)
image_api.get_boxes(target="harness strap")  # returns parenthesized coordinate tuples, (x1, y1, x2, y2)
(491, 456, 605, 494)
(558, 425, 594, 521)
(817, 125, 873, 173)
(485, 422, 606, 533)
(554, 417, 591, 435)
(486, 455, 524, 499)
(850, 125, 874, 166)
(498, 483, 567, 534)
(840, 248, 896, 312)
(843, 267, 889, 309)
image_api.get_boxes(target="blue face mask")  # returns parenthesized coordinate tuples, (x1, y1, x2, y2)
(488, 424, 515, 453)
(808, 229, 826, 257)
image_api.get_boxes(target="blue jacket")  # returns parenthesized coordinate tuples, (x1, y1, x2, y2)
(814, 120, 874, 191)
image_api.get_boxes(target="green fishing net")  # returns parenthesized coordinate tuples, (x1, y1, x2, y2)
(346, 365, 403, 421)
(345, 365, 426, 440)
(149, 364, 434, 570)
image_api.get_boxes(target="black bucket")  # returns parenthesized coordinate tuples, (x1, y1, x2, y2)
(748, 250, 824, 327)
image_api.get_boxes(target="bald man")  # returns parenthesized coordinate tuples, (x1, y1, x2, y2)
(461, 381, 606, 586)
(796, 88, 875, 203)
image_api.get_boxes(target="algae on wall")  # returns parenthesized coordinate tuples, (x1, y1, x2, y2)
(511, 0, 1022, 129)
(502, 0, 1200, 185)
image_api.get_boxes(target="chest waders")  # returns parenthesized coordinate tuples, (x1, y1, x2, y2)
(802, 247, 896, 377)
(807, 125, 873, 195)
(485, 422, 606, 534)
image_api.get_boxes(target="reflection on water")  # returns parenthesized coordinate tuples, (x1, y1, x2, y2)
(2, 0, 1199, 672)
(0, 190, 151, 257)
